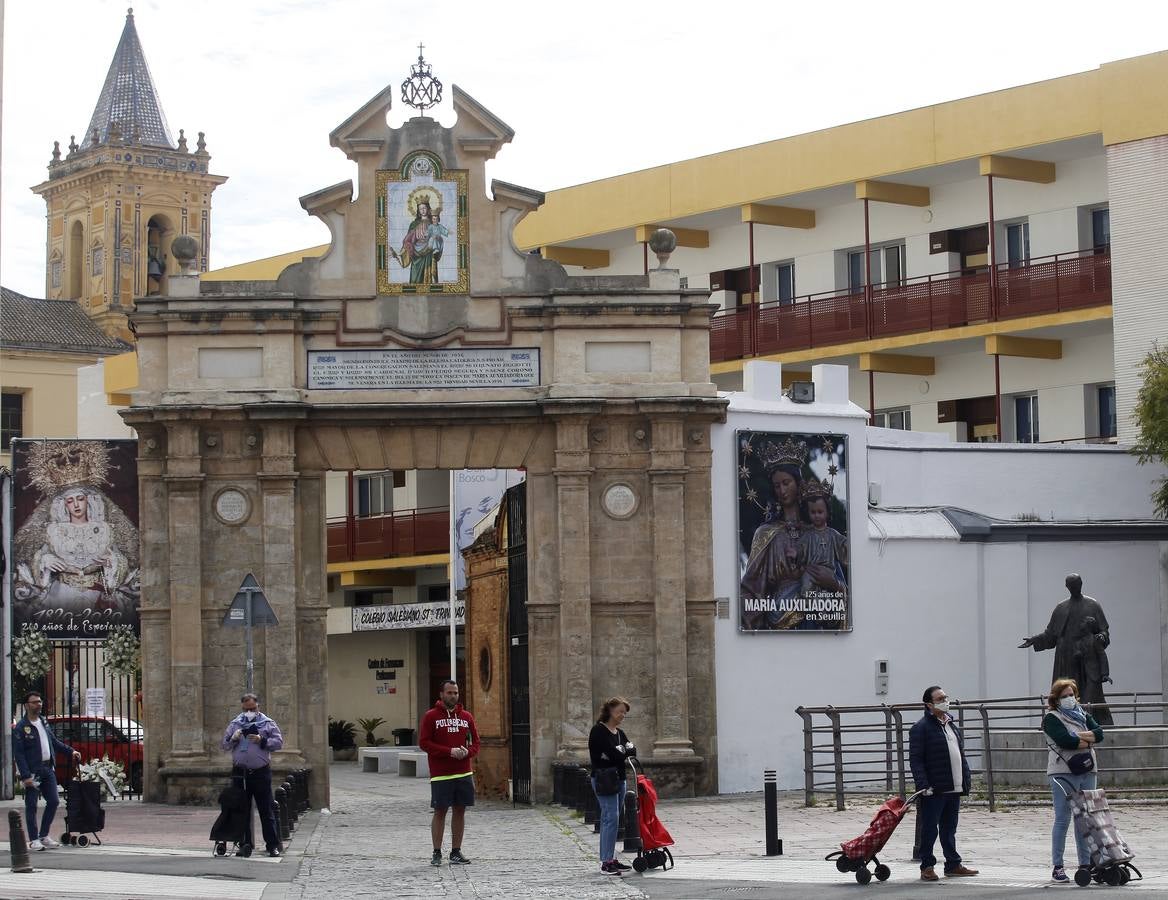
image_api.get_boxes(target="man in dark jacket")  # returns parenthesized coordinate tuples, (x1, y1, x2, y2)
(11, 691, 81, 851)
(909, 686, 979, 882)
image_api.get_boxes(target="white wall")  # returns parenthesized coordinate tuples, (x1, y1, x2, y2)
(867, 440, 1162, 520)
(712, 363, 1168, 794)
(76, 361, 134, 439)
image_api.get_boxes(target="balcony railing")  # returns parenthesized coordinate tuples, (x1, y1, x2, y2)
(710, 249, 1111, 364)
(327, 506, 449, 564)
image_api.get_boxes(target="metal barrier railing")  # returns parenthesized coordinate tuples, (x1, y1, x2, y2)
(796, 693, 1166, 810)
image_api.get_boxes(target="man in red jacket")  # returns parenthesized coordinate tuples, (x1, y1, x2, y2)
(419, 680, 480, 866)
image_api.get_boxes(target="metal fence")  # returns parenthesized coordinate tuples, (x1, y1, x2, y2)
(796, 693, 1166, 811)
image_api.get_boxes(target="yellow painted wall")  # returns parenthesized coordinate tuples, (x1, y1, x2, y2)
(516, 50, 1168, 249)
(0, 350, 97, 468)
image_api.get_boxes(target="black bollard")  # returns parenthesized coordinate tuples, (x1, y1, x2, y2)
(573, 768, 590, 814)
(912, 803, 923, 861)
(9, 810, 32, 873)
(283, 779, 299, 828)
(764, 770, 782, 856)
(621, 786, 642, 853)
(274, 787, 291, 843)
(298, 770, 310, 812)
(584, 776, 599, 826)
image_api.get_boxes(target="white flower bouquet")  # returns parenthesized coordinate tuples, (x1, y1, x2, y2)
(13, 624, 51, 678)
(102, 625, 140, 678)
(79, 755, 127, 799)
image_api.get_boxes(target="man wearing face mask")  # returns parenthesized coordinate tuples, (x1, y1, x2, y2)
(220, 693, 284, 857)
(908, 686, 979, 882)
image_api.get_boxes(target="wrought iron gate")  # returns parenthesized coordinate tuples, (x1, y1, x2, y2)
(506, 482, 531, 805)
(37, 641, 142, 797)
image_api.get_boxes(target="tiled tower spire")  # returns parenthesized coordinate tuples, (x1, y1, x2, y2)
(80, 8, 174, 150)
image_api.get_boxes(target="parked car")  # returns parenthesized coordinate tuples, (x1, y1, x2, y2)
(46, 715, 144, 792)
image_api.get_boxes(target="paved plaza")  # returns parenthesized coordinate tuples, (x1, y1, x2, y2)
(1, 764, 1167, 898)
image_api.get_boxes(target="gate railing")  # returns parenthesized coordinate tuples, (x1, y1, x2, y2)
(796, 693, 1166, 811)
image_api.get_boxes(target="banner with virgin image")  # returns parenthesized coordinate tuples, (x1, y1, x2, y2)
(10, 439, 140, 639)
(737, 430, 850, 632)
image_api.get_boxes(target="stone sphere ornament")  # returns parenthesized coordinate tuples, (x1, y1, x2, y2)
(171, 234, 200, 275)
(648, 228, 678, 268)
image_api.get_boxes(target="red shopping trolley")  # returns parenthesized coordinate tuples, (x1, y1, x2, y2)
(825, 790, 926, 884)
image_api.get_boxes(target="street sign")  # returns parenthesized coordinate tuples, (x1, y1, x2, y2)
(222, 573, 279, 627)
(221, 573, 279, 693)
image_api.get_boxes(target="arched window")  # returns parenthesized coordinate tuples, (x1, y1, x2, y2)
(67, 220, 84, 299)
(146, 215, 171, 295)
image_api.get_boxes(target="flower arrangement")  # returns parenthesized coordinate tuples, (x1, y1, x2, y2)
(79, 755, 127, 799)
(12, 624, 51, 678)
(102, 626, 141, 678)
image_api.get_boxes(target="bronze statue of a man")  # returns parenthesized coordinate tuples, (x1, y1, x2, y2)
(1019, 574, 1113, 725)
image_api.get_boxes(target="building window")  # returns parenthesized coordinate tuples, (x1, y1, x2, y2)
(1015, 394, 1039, 443)
(356, 471, 396, 517)
(1097, 384, 1116, 439)
(427, 585, 450, 603)
(1006, 222, 1030, 269)
(846, 243, 905, 291)
(1092, 208, 1110, 251)
(1, 393, 24, 450)
(872, 407, 911, 430)
(765, 261, 795, 304)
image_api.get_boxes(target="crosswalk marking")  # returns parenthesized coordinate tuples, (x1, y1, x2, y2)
(640, 856, 1166, 888)
(0, 868, 268, 899)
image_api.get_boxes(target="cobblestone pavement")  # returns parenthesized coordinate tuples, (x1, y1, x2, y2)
(286, 765, 645, 900)
(296, 766, 1168, 899)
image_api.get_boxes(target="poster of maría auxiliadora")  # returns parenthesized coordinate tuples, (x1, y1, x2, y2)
(737, 431, 850, 632)
(10, 439, 140, 639)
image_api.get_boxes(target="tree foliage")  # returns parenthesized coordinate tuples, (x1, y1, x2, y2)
(1132, 344, 1168, 517)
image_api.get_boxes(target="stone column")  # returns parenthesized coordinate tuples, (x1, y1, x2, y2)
(137, 427, 170, 801)
(649, 416, 695, 757)
(163, 421, 205, 760)
(258, 423, 303, 759)
(295, 468, 329, 807)
(553, 417, 593, 756)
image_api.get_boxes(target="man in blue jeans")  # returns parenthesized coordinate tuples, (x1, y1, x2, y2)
(909, 685, 979, 882)
(12, 691, 81, 851)
(220, 692, 285, 857)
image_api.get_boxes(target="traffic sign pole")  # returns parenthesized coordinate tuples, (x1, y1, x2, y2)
(245, 588, 255, 695)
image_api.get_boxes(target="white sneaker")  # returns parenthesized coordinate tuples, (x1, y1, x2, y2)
(40, 836, 60, 849)
(28, 839, 44, 851)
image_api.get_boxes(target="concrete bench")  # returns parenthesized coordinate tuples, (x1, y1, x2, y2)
(397, 751, 431, 778)
(359, 746, 420, 774)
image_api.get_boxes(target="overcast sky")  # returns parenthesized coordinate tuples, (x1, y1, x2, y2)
(2, 0, 1165, 296)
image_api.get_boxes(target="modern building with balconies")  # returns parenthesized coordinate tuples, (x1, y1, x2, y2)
(515, 49, 1168, 446)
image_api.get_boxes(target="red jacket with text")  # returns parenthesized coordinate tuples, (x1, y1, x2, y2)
(419, 701, 480, 779)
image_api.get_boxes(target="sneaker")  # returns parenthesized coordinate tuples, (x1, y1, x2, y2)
(431, 849, 442, 867)
(449, 850, 471, 865)
(600, 860, 622, 876)
(613, 860, 631, 871)
(40, 836, 60, 849)
(1052, 866, 1069, 883)
(28, 839, 44, 852)
(268, 846, 282, 858)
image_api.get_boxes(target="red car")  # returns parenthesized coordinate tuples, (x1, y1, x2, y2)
(46, 715, 144, 793)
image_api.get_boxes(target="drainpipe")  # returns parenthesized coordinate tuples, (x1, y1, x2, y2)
(346, 470, 356, 560)
(642, 241, 648, 276)
(869, 371, 876, 424)
(994, 353, 1002, 443)
(748, 220, 757, 356)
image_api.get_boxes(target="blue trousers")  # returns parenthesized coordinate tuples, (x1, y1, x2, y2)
(234, 765, 281, 851)
(23, 763, 60, 842)
(1051, 773, 1097, 868)
(591, 776, 625, 863)
(918, 792, 962, 872)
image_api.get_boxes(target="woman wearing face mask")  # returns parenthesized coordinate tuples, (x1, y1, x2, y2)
(588, 697, 635, 876)
(1044, 678, 1104, 883)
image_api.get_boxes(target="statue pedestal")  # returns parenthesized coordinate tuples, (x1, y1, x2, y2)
(990, 727, 1168, 788)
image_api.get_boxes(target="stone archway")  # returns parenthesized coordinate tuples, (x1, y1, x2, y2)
(124, 77, 724, 806)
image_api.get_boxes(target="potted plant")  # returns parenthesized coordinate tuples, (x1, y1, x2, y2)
(328, 718, 358, 761)
(356, 717, 390, 747)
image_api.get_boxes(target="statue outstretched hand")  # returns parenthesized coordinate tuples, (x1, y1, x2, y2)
(1018, 637, 1035, 649)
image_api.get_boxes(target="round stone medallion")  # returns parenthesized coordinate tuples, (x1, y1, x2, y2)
(213, 487, 251, 525)
(602, 483, 638, 520)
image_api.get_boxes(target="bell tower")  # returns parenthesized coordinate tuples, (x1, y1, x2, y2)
(31, 8, 227, 341)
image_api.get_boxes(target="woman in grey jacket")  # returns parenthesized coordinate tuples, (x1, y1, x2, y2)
(1044, 678, 1104, 883)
